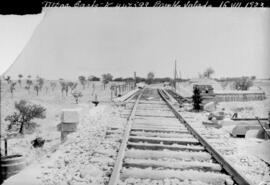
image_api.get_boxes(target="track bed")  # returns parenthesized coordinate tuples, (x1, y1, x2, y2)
(109, 87, 250, 185)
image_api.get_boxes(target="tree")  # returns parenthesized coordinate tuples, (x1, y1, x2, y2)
(232, 77, 253, 91)
(34, 84, 40, 96)
(72, 91, 83, 104)
(153, 77, 172, 83)
(68, 82, 78, 93)
(87, 76, 94, 88)
(59, 80, 68, 96)
(9, 82, 16, 97)
(192, 86, 202, 111)
(88, 76, 100, 81)
(91, 76, 100, 81)
(18, 74, 23, 87)
(33, 77, 44, 96)
(102, 73, 113, 89)
(114, 77, 123, 82)
(203, 67, 214, 78)
(78, 76, 86, 89)
(36, 77, 44, 91)
(123, 77, 134, 82)
(50, 81, 57, 91)
(5, 100, 46, 135)
(88, 76, 93, 81)
(146, 72, 155, 84)
(92, 83, 96, 96)
(136, 77, 146, 83)
(59, 80, 76, 96)
(4, 76, 11, 84)
(44, 85, 49, 95)
(25, 79, 33, 94)
(220, 81, 229, 90)
(64, 85, 69, 96)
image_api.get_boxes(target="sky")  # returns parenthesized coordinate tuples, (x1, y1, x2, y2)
(1, 8, 270, 80)
(0, 13, 45, 75)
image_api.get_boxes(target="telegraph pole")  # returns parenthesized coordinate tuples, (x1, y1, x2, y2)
(134, 71, 137, 88)
(173, 60, 177, 91)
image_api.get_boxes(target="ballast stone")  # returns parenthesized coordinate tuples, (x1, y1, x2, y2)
(208, 111, 225, 121)
(204, 102, 216, 112)
(245, 129, 260, 138)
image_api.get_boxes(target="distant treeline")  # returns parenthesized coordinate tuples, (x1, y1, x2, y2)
(214, 76, 256, 82)
(113, 77, 190, 83)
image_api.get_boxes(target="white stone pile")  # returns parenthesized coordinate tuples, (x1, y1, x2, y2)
(37, 105, 126, 185)
(226, 154, 270, 185)
(120, 178, 209, 185)
(181, 111, 270, 185)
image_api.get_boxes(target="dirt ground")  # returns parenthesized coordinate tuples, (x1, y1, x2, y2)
(181, 111, 270, 185)
(0, 81, 127, 162)
(1, 79, 132, 185)
(2, 103, 127, 185)
(176, 79, 270, 184)
(1, 79, 270, 185)
(176, 79, 270, 118)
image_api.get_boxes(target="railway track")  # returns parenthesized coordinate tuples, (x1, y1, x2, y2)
(109, 87, 251, 185)
(165, 89, 192, 104)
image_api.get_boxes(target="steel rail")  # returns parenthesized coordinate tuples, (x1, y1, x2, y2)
(256, 117, 270, 139)
(108, 89, 143, 185)
(158, 89, 252, 185)
(122, 89, 141, 102)
(232, 118, 268, 121)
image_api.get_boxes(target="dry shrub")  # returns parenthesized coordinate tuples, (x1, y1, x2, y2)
(232, 77, 253, 91)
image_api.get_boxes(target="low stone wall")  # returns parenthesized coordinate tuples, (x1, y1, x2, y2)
(214, 92, 266, 102)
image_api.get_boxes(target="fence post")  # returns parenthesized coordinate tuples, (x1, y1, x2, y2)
(111, 87, 113, 100)
(268, 111, 270, 128)
(119, 85, 121, 95)
(5, 138, 8, 156)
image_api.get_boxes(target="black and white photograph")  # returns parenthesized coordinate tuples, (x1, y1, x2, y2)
(0, 6, 270, 185)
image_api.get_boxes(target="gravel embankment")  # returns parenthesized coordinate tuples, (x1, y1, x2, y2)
(3, 104, 127, 185)
(181, 111, 270, 185)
